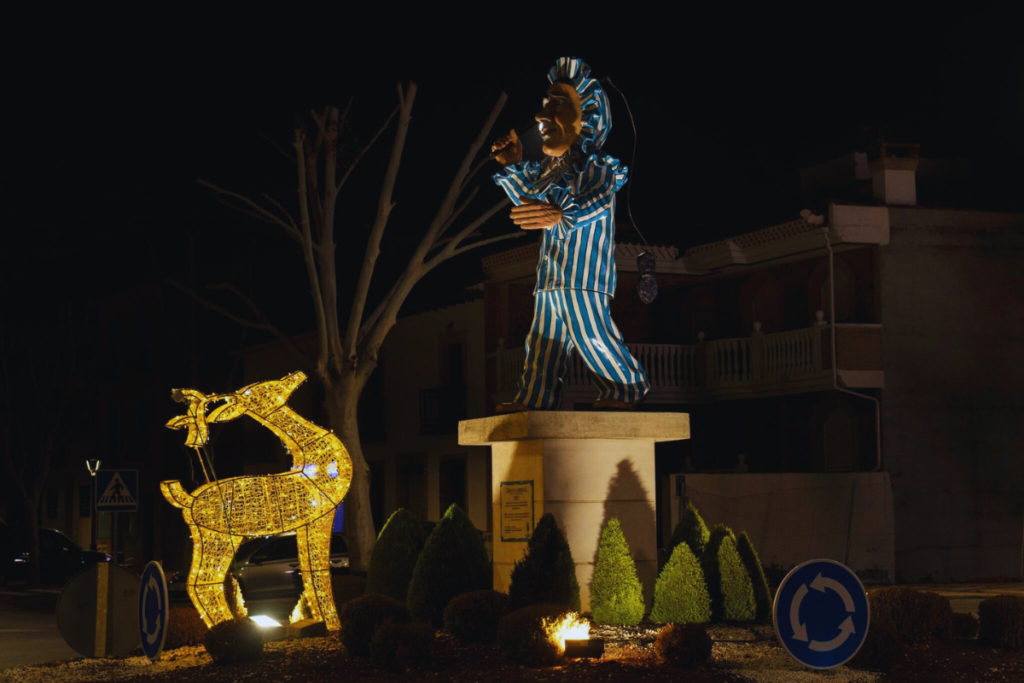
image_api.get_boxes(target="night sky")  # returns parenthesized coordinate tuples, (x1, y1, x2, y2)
(4, 13, 1022, 343)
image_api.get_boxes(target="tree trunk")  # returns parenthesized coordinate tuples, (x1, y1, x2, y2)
(25, 494, 41, 588)
(323, 376, 377, 572)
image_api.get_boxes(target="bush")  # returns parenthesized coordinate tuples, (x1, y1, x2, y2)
(650, 542, 711, 624)
(735, 531, 772, 622)
(655, 623, 713, 669)
(951, 612, 979, 640)
(444, 589, 509, 644)
(407, 504, 491, 627)
(366, 509, 429, 602)
(668, 500, 710, 558)
(165, 606, 207, 650)
(978, 595, 1024, 650)
(202, 618, 263, 665)
(701, 526, 755, 622)
(340, 594, 411, 658)
(508, 513, 580, 612)
(848, 621, 903, 672)
(870, 587, 952, 643)
(370, 620, 435, 672)
(590, 518, 645, 626)
(496, 604, 568, 666)
(331, 574, 367, 608)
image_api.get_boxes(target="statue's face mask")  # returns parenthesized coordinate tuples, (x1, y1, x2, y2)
(535, 81, 583, 158)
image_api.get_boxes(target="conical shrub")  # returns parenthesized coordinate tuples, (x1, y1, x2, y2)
(367, 508, 429, 602)
(735, 531, 772, 621)
(407, 504, 491, 627)
(651, 542, 711, 624)
(669, 500, 710, 558)
(590, 518, 645, 626)
(701, 525, 755, 622)
(508, 513, 580, 612)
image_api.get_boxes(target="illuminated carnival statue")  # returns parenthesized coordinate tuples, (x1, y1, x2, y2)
(162, 371, 351, 630)
(491, 57, 649, 412)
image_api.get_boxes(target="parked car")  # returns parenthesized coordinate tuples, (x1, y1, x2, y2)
(168, 531, 348, 603)
(0, 526, 109, 586)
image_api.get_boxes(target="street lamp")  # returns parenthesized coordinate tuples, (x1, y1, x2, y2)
(86, 459, 101, 552)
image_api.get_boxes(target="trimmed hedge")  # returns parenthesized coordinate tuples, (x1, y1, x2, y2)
(407, 504, 491, 627)
(735, 531, 772, 621)
(444, 589, 510, 644)
(869, 587, 952, 643)
(203, 618, 263, 665)
(951, 612, 979, 640)
(848, 620, 903, 672)
(978, 594, 1024, 650)
(650, 542, 711, 624)
(655, 623, 713, 669)
(496, 604, 567, 666)
(370, 620, 435, 672)
(331, 575, 367, 608)
(590, 518, 645, 626)
(366, 509, 428, 602)
(165, 606, 207, 649)
(508, 513, 580, 612)
(340, 594, 410, 658)
(701, 525, 755, 622)
(668, 500, 710, 558)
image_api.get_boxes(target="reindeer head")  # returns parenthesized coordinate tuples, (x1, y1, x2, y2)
(166, 372, 308, 447)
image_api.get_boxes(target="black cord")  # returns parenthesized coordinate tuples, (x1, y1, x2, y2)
(602, 76, 649, 247)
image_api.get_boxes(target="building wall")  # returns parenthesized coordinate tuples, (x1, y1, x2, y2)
(881, 208, 1024, 581)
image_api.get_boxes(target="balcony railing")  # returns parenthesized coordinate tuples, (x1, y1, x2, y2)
(419, 385, 467, 435)
(495, 323, 882, 403)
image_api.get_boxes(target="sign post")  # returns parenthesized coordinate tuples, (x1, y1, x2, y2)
(95, 469, 138, 564)
(773, 559, 870, 670)
(139, 561, 169, 661)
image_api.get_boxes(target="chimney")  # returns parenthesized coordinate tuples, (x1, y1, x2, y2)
(869, 142, 919, 205)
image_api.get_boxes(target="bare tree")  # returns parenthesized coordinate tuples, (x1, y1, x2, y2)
(1, 315, 82, 586)
(173, 83, 523, 570)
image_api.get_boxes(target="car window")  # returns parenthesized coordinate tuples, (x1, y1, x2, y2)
(248, 539, 278, 564)
(330, 535, 347, 555)
(269, 535, 298, 561)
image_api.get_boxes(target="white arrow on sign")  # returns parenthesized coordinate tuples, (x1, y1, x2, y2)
(809, 616, 856, 652)
(810, 573, 855, 612)
(790, 583, 809, 641)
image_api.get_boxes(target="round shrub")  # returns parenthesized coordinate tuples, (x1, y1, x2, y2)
(331, 574, 367, 608)
(978, 594, 1024, 650)
(444, 589, 509, 644)
(508, 513, 580, 612)
(340, 594, 410, 658)
(590, 518, 645, 626)
(407, 504, 491, 628)
(366, 509, 428, 602)
(655, 623, 713, 669)
(651, 542, 711, 624)
(203, 618, 263, 665)
(735, 531, 772, 622)
(701, 525, 755, 622)
(869, 587, 952, 643)
(370, 619, 435, 673)
(848, 621, 903, 672)
(496, 604, 568, 666)
(950, 611, 979, 640)
(669, 500, 710, 558)
(165, 606, 207, 650)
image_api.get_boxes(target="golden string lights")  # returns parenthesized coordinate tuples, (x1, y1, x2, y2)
(162, 371, 352, 630)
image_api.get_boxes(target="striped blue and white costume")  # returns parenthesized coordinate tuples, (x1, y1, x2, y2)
(493, 57, 650, 409)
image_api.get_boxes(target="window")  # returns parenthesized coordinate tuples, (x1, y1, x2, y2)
(821, 267, 854, 323)
(439, 457, 467, 516)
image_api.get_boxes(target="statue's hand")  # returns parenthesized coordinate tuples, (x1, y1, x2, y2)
(511, 200, 562, 230)
(491, 129, 522, 166)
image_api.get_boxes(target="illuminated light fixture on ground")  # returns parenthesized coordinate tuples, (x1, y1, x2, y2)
(250, 615, 283, 628)
(543, 612, 591, 654)
(162, 371, 353, 631)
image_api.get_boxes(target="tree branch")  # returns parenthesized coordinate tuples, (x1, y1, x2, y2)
(336, 106, 400, 193)
(432, 186, 479, 247)
(257, 130, 296, 162)
(425, 197, 513, 270)
(295, 129, 330, 372)
(198, 179, 303, 244)
(165, 280, 315, 373)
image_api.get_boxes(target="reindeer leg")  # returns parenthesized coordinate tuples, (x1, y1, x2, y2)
(188, 527, 242, 628)
(296, 512, 339, 630)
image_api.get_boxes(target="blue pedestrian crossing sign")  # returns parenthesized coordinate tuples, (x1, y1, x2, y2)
(138, 561, 169, 661)
(773, 559, 870, 669)
(96, 470, 139, 512)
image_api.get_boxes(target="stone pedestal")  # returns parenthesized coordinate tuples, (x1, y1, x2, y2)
(459, 411, 689, 611)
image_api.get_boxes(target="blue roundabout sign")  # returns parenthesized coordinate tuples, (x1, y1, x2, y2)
(773, 559, 870, 669)
(138, 561, 170, 661)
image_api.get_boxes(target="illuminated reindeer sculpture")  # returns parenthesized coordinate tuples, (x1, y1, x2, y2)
(162, 371, 352, 630)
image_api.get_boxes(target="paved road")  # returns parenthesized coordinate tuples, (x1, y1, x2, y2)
(0, 591, 78, 670)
